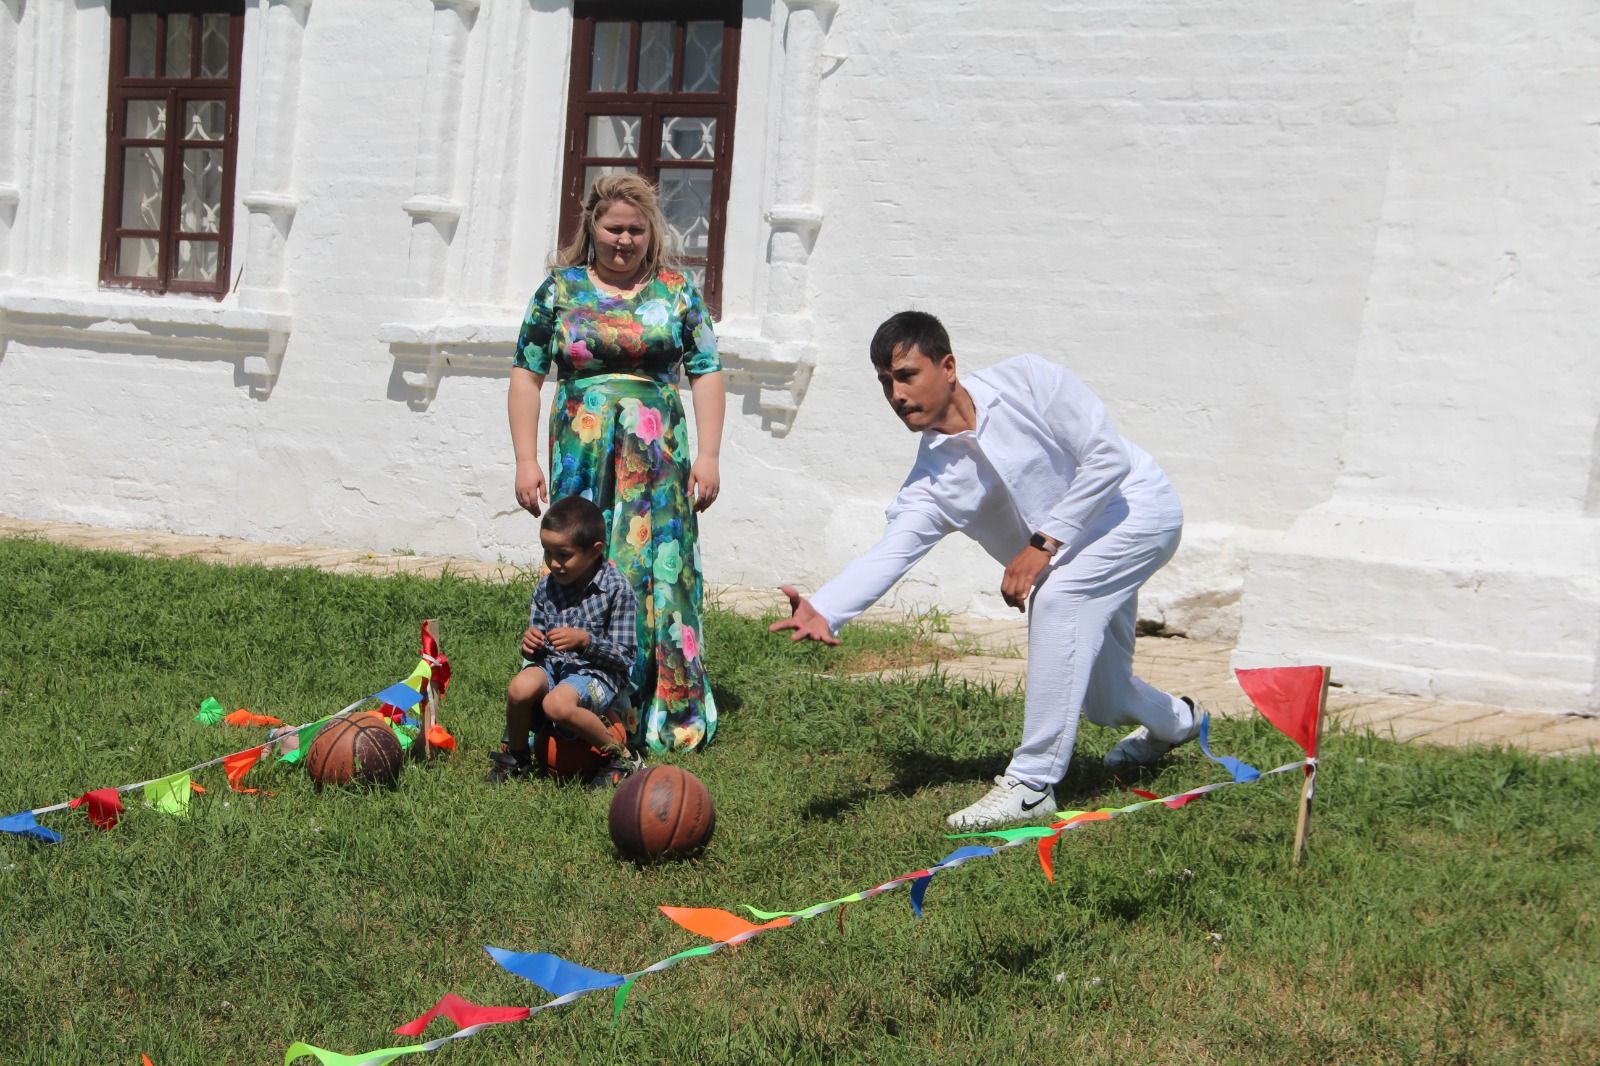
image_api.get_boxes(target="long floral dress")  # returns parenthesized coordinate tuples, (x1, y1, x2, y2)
(513, 265, 720, 753)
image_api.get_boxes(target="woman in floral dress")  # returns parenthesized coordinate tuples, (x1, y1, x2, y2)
(507, 175, 724, 753)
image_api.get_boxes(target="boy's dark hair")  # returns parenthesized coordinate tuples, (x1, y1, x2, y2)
(542, 496, 606, 548)
(869, 310, 953, 369)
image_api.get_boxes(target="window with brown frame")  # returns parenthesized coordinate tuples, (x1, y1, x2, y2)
(560, 2, 742, 315)
(100, 1, 244, 299)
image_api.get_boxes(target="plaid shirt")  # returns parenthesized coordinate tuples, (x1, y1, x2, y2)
(526, 561, 638, 689)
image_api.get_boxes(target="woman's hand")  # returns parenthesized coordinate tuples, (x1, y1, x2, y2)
(515, 458, 548, 516)
(689, 454, 721, 512)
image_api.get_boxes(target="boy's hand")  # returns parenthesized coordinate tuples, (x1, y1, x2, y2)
(768, 585, 840, 645)
(548, 626, 590, 652)
(521, 627, 548, 657)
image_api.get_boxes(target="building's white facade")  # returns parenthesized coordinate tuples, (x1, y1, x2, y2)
(2, 1, 1596, 714)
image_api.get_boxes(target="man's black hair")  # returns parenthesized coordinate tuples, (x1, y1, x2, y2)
(541, 495, 606, 548)
(869, 310, 953, 369)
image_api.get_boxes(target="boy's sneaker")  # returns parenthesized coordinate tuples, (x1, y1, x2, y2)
(586, 749, 644, 791)
(486, 750, 535, 784)
(945, 775, 1057, 830)
(1103, 697, 1206, 771)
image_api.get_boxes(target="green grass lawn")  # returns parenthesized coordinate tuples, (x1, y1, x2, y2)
(1, 537, 1597, 1065)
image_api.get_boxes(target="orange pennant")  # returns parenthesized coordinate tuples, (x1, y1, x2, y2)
(425, 724, 457, 751)
(222, 746, 265, 794)
(658, 906, 792, 941)
(222, 709, 287, 728)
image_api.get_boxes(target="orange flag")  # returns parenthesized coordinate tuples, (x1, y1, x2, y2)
(658, 906, 792, 941)
(223, 746, 265, 794)
(222, 709, 287, 728)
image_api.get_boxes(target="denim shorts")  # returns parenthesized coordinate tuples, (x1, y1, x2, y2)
(521, 658, 618, 714)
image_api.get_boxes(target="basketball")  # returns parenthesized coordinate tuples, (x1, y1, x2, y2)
(305, 710, 405, 788)
(533, 719, 628, 781)
(608, 765, 715, 861)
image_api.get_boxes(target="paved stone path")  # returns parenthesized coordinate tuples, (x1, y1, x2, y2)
(4, 516, 1596, 756)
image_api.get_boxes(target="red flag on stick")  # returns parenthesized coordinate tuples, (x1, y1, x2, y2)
(1234, 666, 1326, 758)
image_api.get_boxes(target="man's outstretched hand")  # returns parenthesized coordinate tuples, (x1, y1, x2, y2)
(768, 585, 840, 645)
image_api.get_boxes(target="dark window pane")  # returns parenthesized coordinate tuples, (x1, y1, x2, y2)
(183, 101, 226, 141)
(120, 147, 164, 229)
(118, 237, 160, 279)
(128, 14, 158, 77)
(166, 14, 193, 78)
(682, 22, 723, 93)
(199, 14, 230, 78)
(589, 22, 630, 92)
(175, 240, 219, 282)
(659, 116, 716, 161)
(125, 99, 167, 140)
(636, 22, 674, 92)
(586, 115, 641, 158)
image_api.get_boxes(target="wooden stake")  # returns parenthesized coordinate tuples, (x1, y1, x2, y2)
(420, 618, 441, 761)
(1292, 666, 1330, 866)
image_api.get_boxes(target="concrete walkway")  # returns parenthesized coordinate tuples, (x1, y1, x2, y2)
(4, 516, 1596, 756)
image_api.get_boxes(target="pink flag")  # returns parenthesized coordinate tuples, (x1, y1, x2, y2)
(69, 788, 123, 830)
(1234, 666, 1326, 758)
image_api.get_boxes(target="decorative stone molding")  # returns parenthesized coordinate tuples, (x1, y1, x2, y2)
(717, 0, 838, 436)
(0, 288, 291, 397)
(0, 0, 21, 282)
(237, 0, 314, 325)
(377, 318, 514, 405)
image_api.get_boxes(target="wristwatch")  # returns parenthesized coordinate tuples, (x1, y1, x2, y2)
(1029, 531, 1060, 554)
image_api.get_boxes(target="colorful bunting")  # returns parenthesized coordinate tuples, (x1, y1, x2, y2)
(195, 697, 228, 725)
(372, 683, 424, 712)
(223, 709, 287, 729)
(424, 725, 456, 752)
(1130, 787, 1202, 810)
(485, 947, 625, 996)
(1197, 713, 1260, 783)
(910, 845, 995, 917)
(284, 1040, 428, 1066)
(0, 810, 63, 844)
(420, 624, 451, 697)
(658, 906, 792, 941)
(1235, 666, 1325, 759)
(393, 993, 529, 1037)
(223, 746, 265, 794)
(144, 771, 193, 816)
(69, 788, 123, 829)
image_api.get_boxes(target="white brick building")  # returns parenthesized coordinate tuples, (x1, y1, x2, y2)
(1, 1, 1596, 713)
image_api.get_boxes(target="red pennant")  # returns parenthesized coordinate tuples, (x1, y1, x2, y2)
(420, 624, 452, 698)
(393, 993, 530, 1037)
(223, 746, 265, 794)
(1129, 787, 1202, 810)
(68, 788, 123, 830)
(1235, 666, 1326, 758)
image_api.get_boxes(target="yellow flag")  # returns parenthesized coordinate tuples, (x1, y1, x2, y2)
(145, 772, 192, 816)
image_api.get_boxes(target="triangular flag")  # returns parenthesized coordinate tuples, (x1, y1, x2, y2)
(69, 788, 123, 829)
(0, 810, 62, 844)
(909, 845, 995, 917)
(195, 697, 227, 725)
(372, 683, 424, 712)
(484, 947, 625, 996)
(658, 906, 791, 941)
(425, 724, 456, 751)
(392, 993, 529, 1037)
(1197, 714, 1261, 783)
(223, 746, 265, 793)
(283, 1040, 427, 1066)
(277, 718, 332, 765)
(144, 771, 193, 816)
(944, 824, 1061, 842)
(1129, 787, 1202, 810)
(222, 709, 287, 728)
(1235, 665, 1325, 758)
(403, 658, 433, 692)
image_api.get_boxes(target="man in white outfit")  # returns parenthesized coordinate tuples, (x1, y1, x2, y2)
(771, 311, 1203, 829)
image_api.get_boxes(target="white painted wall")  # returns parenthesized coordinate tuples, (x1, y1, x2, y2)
(1, 1, 1595, 712)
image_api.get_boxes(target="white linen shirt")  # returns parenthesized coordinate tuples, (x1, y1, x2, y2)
(809, 353, 1176, 632)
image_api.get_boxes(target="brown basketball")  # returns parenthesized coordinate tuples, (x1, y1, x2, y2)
(608, 765, 715, 861)
(534, 719, 628, 781)
(305, 710, 404, 788)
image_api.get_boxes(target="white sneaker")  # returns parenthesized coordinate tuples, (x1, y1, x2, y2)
(945, 775, 1058, 830)
(1103, 697, 1205, 771)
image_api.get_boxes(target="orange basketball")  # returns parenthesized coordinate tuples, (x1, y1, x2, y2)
(608, 765, 715, 861)
(533, 719, 628, 781)
(305, 710, 404, 788)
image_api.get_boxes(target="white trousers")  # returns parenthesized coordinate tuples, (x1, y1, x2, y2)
(1004, 491, 1191, 790)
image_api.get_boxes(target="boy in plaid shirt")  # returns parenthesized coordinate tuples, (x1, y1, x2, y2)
(488, 496, 642, 787)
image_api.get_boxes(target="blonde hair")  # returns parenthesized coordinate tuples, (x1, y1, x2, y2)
(551, 173, 677, 275)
